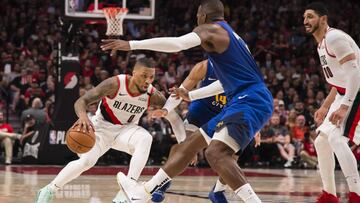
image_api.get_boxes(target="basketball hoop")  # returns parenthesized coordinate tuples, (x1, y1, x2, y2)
(103, 7, 128, 37)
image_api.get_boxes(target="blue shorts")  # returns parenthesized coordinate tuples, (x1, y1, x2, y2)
(201, 83, 273, 152)
(186, 100, 220, 128)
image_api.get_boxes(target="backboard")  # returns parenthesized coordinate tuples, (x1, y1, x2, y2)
(65, 0, 155, 20)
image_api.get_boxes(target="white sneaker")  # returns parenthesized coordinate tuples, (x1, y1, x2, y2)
(116, 172, 151, 203)
(284, 160, 292, 168)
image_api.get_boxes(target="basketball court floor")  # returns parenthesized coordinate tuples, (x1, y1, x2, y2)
(0, 165, 351, 203)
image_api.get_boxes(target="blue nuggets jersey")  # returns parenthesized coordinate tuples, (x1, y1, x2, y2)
(186, 60, 226, 128)
(200, 21, 273, 152)
(207, 21, 264, 98)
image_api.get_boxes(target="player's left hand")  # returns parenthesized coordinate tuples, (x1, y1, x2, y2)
(329, 104, 349, 127)
(170, 87, 190, 101)
(101, 39, 130, 56)
(254, 131, 261, 147)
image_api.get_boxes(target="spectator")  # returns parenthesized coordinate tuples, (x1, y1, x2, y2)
(270, 114, 295, 167)
(0, 111, 15, 164)
(299, 132, 317, 168)
(20, 97, 47, 126)
(291, 115, 308, 154)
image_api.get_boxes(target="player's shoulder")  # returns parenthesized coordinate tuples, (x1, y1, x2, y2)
(325, 28, 349, 42)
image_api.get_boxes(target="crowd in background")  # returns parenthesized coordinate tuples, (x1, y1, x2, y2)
(0, 0, 360, 167)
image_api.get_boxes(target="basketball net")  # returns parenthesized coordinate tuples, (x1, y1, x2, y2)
(103, 7, 128, 37)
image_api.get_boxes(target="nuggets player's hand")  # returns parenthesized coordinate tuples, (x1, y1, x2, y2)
(101, 39, 130, 56)
(170, 87, 190, 101)
(75, 115, 94, 133)
(254, 132, 261, 147)
(314, 106, 329, 125)
(150, 109, 168, 118)
(329, 105, 349, 127)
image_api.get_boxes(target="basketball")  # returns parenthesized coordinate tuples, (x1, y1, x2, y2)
(66, 124, 96, 154)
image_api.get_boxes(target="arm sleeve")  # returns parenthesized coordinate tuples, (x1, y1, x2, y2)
(165, 110, 186, 143)
(129, 32, 201, 53)
(340, 60, 360, 106)
(188, 80, 224, 101)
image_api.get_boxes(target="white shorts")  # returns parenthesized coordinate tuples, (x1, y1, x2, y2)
(317, 93, 360, 144)
(87, 115, 151, 156)
(199, 127, 240, 152)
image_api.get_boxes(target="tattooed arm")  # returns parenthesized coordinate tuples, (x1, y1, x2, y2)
(74, 76, 118, 132)
(149, 89, 186, 143)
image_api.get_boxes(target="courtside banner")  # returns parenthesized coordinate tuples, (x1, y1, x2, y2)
(38, 56, 80, 164)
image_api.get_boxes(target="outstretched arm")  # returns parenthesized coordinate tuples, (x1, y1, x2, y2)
(101, 33, 201, 55)
(162, 60, 208, 113)
(149, 89, 186, 143)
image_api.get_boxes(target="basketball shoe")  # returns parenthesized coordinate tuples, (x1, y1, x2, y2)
(315, 190, 340, 203)
(151, 181, 172, 202)
(35, 185, 55, 203)
(116, 172, 150, 203)
(348, 192, 360, 203)
(208, 185, 228, 203)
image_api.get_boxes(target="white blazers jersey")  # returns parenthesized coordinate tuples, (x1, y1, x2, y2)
(95, 74, 154, 125)
(317, 27, 360, 94)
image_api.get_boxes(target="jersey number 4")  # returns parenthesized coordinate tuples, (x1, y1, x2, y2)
(323, 66, 333, 78)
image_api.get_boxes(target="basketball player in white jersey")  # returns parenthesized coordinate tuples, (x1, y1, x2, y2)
(304, 2, 360, 203)
(35, 57, 186, 203)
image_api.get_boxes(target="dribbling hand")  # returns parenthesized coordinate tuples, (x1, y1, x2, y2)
(75, 116, 94, 134)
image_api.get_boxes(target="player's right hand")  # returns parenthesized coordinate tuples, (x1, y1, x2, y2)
(314, 106, 329, 125)
(150, 109, 168, 118)
(170, 87, 190, 101)
(75, 116, 94, 133)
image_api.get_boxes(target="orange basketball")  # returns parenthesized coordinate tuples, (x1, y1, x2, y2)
(66, 124, 95, 154)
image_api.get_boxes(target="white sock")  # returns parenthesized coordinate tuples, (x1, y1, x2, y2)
(213, 179, 227, 192)
(235, 183, 261, 203)
(144, 168, 171, 194)
(314, 133, 336, 196)
(328, 131, 360, 195)
(48, 183, 61, 192)
(127, 131, 153, 180)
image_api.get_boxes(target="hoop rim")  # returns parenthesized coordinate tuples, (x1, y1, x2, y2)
(102, 7, 129, 15)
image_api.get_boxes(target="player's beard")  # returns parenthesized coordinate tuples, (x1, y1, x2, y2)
(305, 21, 320, 34)
(135, 83, 147, 94)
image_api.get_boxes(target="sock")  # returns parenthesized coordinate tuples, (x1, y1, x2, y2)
(235, 183, 261, 203)
(328, 131, 360, 195)
(213, 179, 227, 192)
(127, 131, 152, 181)
(314, 133, 337, 196)
(48, 183, 61, 192)
(144, 168, 171, 194)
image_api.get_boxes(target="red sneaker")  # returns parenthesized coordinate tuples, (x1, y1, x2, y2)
(348, 192, 360, 203)
(316, 190, 341, 203)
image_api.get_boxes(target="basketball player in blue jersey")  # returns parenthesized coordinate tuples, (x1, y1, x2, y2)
(101, 1, 273, 202)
